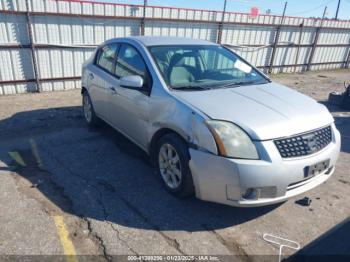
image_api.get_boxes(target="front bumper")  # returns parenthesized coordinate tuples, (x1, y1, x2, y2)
(189, 124, 341, 207)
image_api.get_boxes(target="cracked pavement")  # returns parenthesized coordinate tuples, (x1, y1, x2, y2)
(0, 70, 349, 261)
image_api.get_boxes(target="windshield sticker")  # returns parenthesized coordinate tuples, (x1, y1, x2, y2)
(234, 60, 252, 74)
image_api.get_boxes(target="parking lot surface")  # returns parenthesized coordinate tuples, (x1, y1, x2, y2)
(0, 70, 349, 261)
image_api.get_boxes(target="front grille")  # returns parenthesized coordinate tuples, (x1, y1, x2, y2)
(274, 126, 332, 158)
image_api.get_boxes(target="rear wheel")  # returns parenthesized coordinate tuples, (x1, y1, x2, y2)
(156, 134, 194, 197)
(82, 91, 99, 127)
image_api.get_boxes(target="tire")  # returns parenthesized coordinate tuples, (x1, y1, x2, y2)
(82, 91, 99, 127)
(155, 133, 194, 197)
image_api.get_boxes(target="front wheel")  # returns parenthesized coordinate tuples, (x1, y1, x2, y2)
(156, 134, 194, 197)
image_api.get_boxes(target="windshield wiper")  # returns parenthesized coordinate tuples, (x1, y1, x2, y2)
(215, 80, 266, 89)
(172, 85, 211, 91)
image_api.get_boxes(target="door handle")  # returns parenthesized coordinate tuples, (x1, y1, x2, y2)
(89, 73, 94, 80)
(109, 86, 117, 94)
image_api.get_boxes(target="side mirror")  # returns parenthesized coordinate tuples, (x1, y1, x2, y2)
(120, 75, 144, 89)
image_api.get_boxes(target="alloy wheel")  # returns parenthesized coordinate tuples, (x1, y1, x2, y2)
(158, 143, 182, 189)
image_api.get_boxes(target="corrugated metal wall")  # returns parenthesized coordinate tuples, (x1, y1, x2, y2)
(0, 0, 350, 95)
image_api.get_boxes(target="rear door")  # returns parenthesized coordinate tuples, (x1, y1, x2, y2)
(89, 43, 119, 120)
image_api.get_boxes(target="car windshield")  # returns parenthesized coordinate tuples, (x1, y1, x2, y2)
(149, 45, 269, 90)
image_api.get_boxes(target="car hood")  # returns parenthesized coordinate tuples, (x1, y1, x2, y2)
(173, 82, 334, 140)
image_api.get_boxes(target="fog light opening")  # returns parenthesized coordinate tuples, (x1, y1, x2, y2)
(242, 188, 260, 200)
(325, 166, 334, 175)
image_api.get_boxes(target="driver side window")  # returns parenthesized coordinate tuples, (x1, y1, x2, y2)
(115, 45, 146, 79)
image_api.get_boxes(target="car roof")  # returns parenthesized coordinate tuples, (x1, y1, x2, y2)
(109, 36, 218, 47)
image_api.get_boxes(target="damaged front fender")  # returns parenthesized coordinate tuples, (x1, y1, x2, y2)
(147, 88, 217, 156)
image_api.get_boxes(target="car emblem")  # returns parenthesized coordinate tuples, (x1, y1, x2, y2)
(305, 135, 317, 152)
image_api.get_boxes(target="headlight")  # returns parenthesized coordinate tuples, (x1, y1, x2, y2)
(205, 120, 259, 159)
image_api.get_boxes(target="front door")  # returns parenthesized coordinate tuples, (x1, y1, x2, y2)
(107, 43, 152, 150)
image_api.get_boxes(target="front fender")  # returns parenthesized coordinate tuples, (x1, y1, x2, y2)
(148, 89, 217, 155)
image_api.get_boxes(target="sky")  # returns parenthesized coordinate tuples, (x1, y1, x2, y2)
(96, 0, 350, 20)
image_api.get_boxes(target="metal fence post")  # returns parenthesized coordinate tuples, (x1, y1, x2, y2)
(307, 6, 327, 71)
(345, 49, 350, 68)
(268, 2, 287, 74)
(343, 39, 350, 68)
(25, 0, 40, 92)
(294, 20, 304, 72)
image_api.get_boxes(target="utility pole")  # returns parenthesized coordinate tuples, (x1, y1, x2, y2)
(140, 0, 147, 35)
(222, 0, 227, 16)
(335, 0, 341, 20)
(143, 0, 147, 18)
(216, 0, 227, 44)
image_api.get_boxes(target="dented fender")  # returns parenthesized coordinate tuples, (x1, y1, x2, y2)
(146, 86, 217, 155)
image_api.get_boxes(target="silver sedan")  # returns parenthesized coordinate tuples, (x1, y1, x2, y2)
(81, 36, 341, 207)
